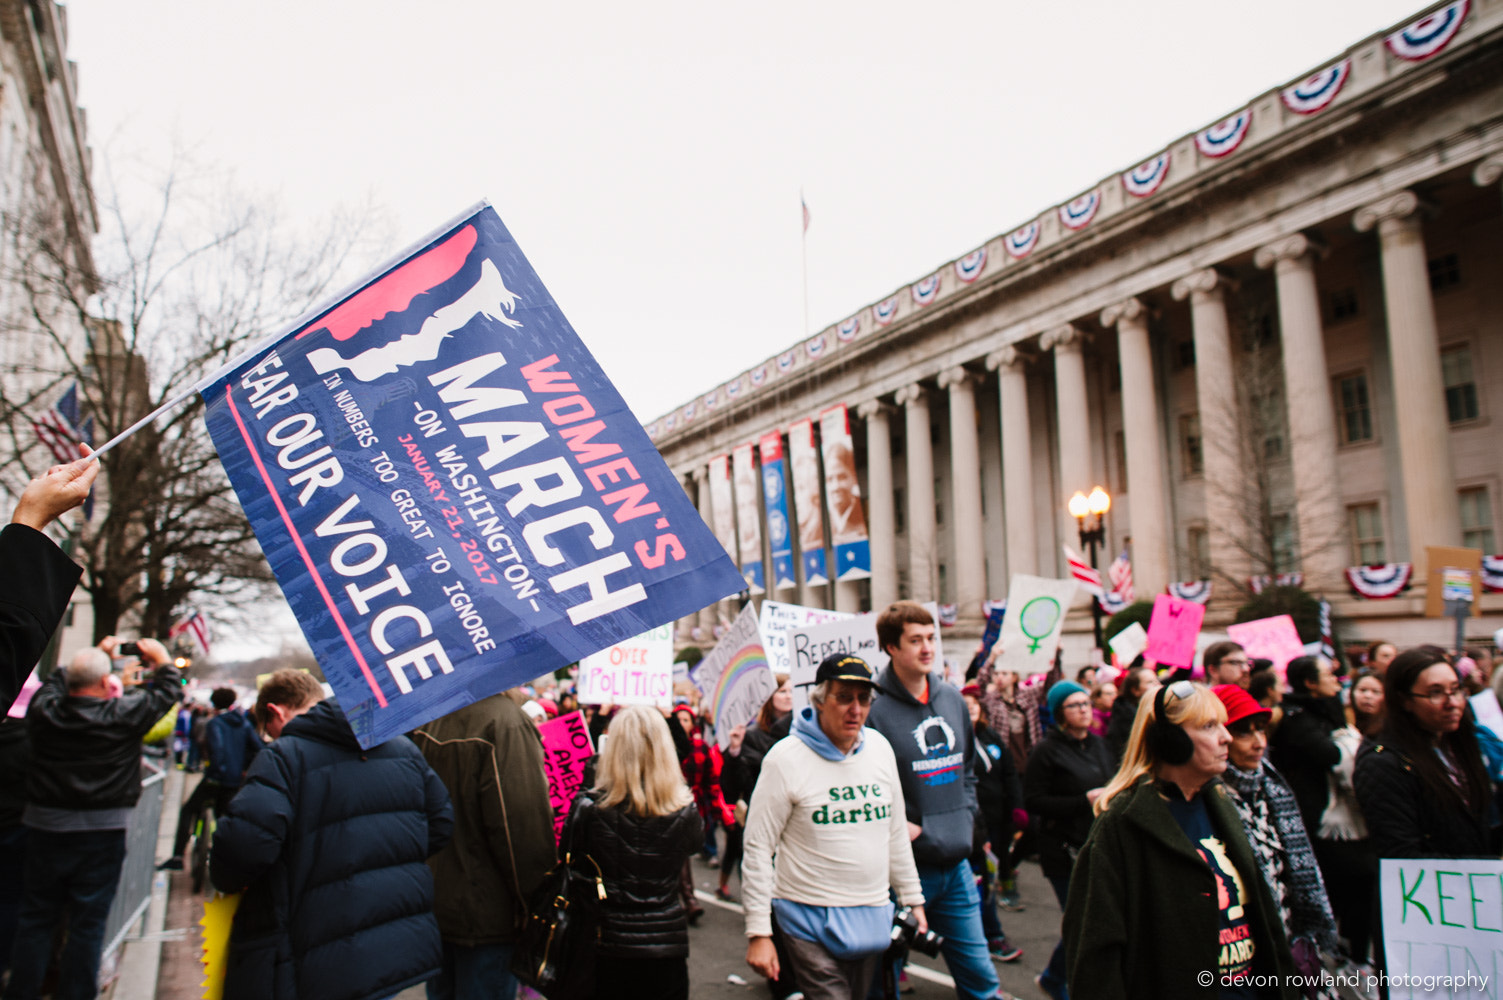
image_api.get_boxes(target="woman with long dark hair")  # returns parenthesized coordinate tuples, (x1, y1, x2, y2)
(1354, 646, 1492, 859)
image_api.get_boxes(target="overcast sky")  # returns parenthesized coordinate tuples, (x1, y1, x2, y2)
(62, 0, 1427, 657)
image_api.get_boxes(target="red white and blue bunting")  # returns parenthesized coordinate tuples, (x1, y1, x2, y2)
(1195, 109, 1252, 159)
(1280, 59, 1350, 115)
(954, 248, 987, 284)
(912, 272, 942, 307)
(1344, 563, 1412, 599)
(806, 333, 827, 359)
(1004, 221, 1040, 259)
(1386, 0, 1469, 62)
(1482, 555, 1503, 593)
(776, 350, 796, 374)
(725, 378, 742, 399)
(664, 413, 678, 431)
(645, 421, 659, 440)
(1247, 573, 1303, 595)
(874, 296, 899, 326)
(837, 316, 861, 342)
(1098, 591, 1129, 615)
(1168, 580, 1213, 604)
(1059, 191, 1101, 231)
(938, 604, 958, 627)
(703, 388, 719, 410)
(750, 364, 768, 387)
(1122, 153, 1171, 198)
(682, 401, 697, 422)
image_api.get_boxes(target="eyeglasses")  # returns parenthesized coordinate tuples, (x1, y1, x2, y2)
(1060, 698, 1092, 711)
(831, 688, 873, 706)
(1410, 687, 1466, 706)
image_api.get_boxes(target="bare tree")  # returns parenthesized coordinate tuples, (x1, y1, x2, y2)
(0, 150, 383, 641)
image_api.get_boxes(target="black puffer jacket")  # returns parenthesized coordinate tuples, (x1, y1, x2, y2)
(1353, 739, 1491, 859)
(1268, 692, 1345, 832)
(26, 661, 181, 810)
(1024, 726, 1115, 879)
(210, 700, 454, 1000)
(564, 794, 702, 958)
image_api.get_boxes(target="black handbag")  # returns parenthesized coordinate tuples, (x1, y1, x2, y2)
(510, 796, 605, 999)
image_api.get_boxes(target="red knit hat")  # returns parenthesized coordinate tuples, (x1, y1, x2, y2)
(1213, 684, 1271, 728)
(961, 682, 982, 699)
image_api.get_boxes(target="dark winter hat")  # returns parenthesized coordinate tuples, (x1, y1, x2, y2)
(1046, 679, 1088, 719)
(814, 654, 877, 687)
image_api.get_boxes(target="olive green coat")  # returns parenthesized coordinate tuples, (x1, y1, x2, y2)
(1063, 775, 1300, 999)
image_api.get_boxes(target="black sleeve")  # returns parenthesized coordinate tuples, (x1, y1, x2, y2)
(665, 711, 692, 763)
(996, 738, 1024, 815)
(211, 745, 295, 893)
(1024, 743, 1092, 822)
(0, 524, 82, 714)
(1353, 748, 1426, 859)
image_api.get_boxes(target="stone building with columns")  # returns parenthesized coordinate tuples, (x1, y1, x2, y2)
(649, 0, 1503, 656)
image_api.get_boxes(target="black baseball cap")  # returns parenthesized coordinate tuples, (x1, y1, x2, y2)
(814, 654, 878, 687)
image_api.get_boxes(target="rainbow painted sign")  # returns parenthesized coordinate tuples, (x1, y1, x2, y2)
(691, 603, 778, 750)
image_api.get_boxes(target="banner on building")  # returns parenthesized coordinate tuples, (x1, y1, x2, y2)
(202, 203, 744, 747)
(818, 404, 870, 581)
(577, 624, 674, 705)
(691, 603, 778, 749)
(709, 454, 737, 564)
(788, 418, 827, 586)
(732, 442, 765, 594)
(758, 599, 850, 676)
(759, 432, 796, 591)
(538, 709, 595, 843)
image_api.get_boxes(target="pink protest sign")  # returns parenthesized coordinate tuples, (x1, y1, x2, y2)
(537, 710, 595, 844)
(6, 669, 41, 719)
(1144, 594, 1204, 668)
(1227, 614, 1306, 675)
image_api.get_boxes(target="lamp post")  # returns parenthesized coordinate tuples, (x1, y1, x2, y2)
(1069, 485, 1112, 652)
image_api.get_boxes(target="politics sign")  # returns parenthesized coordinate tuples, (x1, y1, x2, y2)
(576, 624, 674, 705)
(786, 602, 944, 709)
(819, 404, 870, 580)
(759, 431, 796, 591)
(1379, 858, 1499, 999)
(691, 603, 778, 749)
(758, 599, 850, 675)
(1144, 594, 1205, 669)
(203, 204, 745, 747)
(996, 575, 1077, 675)
(538, 710, 595, 844)
(788, 419, 828, 586)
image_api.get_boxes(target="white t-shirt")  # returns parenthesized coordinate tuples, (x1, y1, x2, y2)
(741, 725, 924, 938)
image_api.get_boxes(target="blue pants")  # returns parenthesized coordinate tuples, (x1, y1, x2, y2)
(426, 940, 517, 1000)
(871, 859, 1001, 1000)
(3, 828, 126, 1000)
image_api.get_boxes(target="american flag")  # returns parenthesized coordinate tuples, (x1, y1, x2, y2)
(1107, 549, 1134, 604)
(170, 609, 212, 660)
(801, 193, 811, 234)
(31, 381, 86, 463)
(1062, 545, 1103, 596)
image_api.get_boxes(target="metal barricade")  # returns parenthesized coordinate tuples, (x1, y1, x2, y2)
(101, 755, 167, 961)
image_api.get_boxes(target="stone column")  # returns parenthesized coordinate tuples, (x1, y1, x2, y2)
(896, 383, 936, 603)
(1172, 268, 1246, 587)
(939, 366, 985, 626)
(1102, 297, 1170, 597)
(858, 400, 899, 611)
(1354, 191, 1461, 556)
(1040, 324, 1091, 506)
(985, 345, 1036, 578)
(1253, 234, 1346, 589)
(692, 466, 718, 637)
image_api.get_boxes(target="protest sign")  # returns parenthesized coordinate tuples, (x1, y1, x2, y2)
(759, 432, 797, 591)
(6, 668, 40, 719)
(1380, 858, 1500, 999)
(819, 404, 870, 580)
(788, 419, 827, 585)
(733, 442, 765, 593)
(1226, 614, 1305, 675)
(1423, 546, 1483, 618)
(1108, 622, 1148, 667)
(691, 604, 778, 749)
(758, 600, 850, 675)
(787, 602, 944, 709)
(978, 603, 1006, 661)
(1471, 689, 1503, 741)
(1144, 594, 1204, 669)
(577, 624, 673, 704)
(538, 710, 595, 843)
(996, 575, 1077, 675)
(202, 204, 744, 746)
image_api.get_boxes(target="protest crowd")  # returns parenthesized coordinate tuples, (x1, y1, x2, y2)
(3, 446, 1503, 1000)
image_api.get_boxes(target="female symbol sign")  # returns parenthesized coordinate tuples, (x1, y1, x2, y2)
(1019, 596, 1062, 653)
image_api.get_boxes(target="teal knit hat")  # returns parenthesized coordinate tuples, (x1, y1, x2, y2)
(1046, 680, 1088, 720)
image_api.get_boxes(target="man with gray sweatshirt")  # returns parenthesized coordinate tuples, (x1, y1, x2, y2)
(865, 601, 1013, 1000)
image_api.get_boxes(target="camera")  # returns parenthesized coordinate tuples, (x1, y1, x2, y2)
(889, 904, 944, 958)
(117, 642, 141, 657)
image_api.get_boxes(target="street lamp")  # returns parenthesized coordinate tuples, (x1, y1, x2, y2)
(1069, 486, 1112, 652)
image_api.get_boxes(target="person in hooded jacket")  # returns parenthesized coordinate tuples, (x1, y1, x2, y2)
(1269, 655, 1374, 972)
(210, 669, 453, 1000)
(1023, 679, 1115, 1000)
(561, 703, 703, 1000)
(864, 602, 1006, 1000)
(962, 683, 1025, 962)
(160, 688, 261, 871)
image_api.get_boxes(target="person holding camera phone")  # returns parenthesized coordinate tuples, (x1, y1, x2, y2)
(742, 654, 925, 1000)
